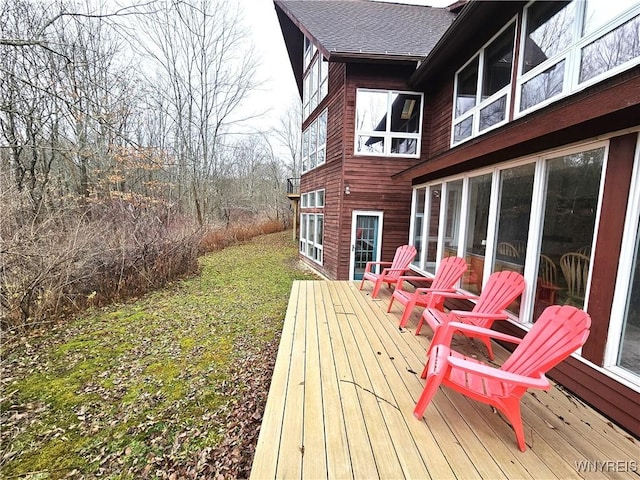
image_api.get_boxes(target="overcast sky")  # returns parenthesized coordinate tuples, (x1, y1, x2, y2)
(237, 0, 453, 135)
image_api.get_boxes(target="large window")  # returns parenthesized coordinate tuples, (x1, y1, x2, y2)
(451, 1, 640, 145)
(452, 22, 516, 144)
(300, 189, 325, 264)
(607, 134, 640, 386)
(355, 89, 423, 157)
(410, 141, 607, 321)
(302, 110, 327, 173)
(303, 39, 328, 120)
(517, 0, 640, 114)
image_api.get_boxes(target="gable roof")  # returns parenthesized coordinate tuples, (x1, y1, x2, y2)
(275, 0, 457, 61)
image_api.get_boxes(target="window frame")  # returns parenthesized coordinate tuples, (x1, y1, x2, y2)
(303, 40, 328, 121)
(409, 139, 609, 326)
(451, 19, 517, 146)
(354, 88, 424, 158)
(515, 0, 640, 117)
(299, 212, 324, 264)
(302, 109, 328, 173)
(605, 133, 640, 388)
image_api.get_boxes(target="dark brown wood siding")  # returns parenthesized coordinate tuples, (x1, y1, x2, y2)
(300, 62, 347, 280)
(337, 63, 425, 279)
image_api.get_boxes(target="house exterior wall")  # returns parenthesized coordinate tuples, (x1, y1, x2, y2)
(406, 7, 640, 437)
(300, 61, 426, 280)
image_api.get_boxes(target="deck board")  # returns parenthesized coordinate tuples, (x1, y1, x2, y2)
(251, 281, 639, 480)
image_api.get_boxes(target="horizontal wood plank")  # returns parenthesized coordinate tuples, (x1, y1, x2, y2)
(251, 280, 639, 480)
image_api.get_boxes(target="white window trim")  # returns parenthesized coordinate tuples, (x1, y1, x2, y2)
(515, 1, 640, 118)
(605, 132, 640, 387)
(303, 51, 327, 121)
(300, 212, 324, 264)
(451, 19, 517, 147)
(354, 89, 424, 158)
(302, 110, 328, 173)
(409, 139, 609, 327)
(300, 188, 325, 209)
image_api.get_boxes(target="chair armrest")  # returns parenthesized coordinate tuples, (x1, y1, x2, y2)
(446, 355, 551, 390)
(364, 261, 392, 273)
(450, 310, 509, 320)
(432, 291, 480, 302)
(381, 267, 413, 277)
(445, 321, 523, 345)
(396, 276, 433, 290)
(415, 287, 457, 296)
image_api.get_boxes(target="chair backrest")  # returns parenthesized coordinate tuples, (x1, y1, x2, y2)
(497, 242, 519, 258)
(512, 240, 527, 258)
(560, 252, 590, 300)
(432, 256, 468, 290)
(387, 245, 418, 278)
(502, 305, 591, 381)
(470, 271, 525, 321)
(538, 254, 557, 287)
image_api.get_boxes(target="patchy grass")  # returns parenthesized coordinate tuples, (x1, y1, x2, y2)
(1, 231, 318, 479)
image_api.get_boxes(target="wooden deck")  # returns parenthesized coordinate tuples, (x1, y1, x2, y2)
(250, 281, 639, 479)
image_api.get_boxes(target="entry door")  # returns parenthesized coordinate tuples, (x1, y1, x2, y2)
(350, 211, 383, 280)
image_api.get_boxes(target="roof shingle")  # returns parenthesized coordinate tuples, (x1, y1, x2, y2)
(276, 0, 457, 59)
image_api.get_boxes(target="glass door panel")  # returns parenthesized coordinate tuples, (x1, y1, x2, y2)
(425, 184, 442, 274)
(462, 174, 492, 294)
(353, 214, 380, 280)
(618, 220, 640, 375)
(493, 164, 534, 313)
(536, 147, 604, 318)
(412, 188, 426, 268)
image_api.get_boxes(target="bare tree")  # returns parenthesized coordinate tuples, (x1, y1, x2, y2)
(136, 0, 259, 225)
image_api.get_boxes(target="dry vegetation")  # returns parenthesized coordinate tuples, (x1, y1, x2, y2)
(1, 230, 317, 479)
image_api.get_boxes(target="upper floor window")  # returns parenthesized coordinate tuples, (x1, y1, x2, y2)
(302, 110, 327, 173)
(355, 89, 423, 157)
(301, 188, 325, 209)
(452, 22, 516, 145)
(517, 0, 640, 114)
(303, 37, 327, 120)
(451, 1, 640, 146)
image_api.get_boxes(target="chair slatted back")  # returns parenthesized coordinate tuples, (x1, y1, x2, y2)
(468, 271, 525, 325)
(560, 252, 590, 301)
(432, 257, 468, 290)
(387, 245, 417, 280)
(502, 305, 591, 379)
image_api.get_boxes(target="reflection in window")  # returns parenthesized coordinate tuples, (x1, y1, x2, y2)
(494, 164, 534, 314)
(522, 1, 575, 74)
(580, 15, 640, 84)
(302, 110, 327, 173)
(479, 95, 507, 131)
(618, 217, 640, 376)
(412, 188, 426, 268)
(453, 23, 515, 144)
(355, 89, 423, 157)
(300, 212, 324, 264)
(454, 117, 473, 143)
(520, 60, 565, 111)
(303, 47, 327, 120)
(444, 180, 463, 256)
(426, 185, 442, 275)
(455, 58, 478, 117)
(536, 147, 604, 317)
(583, 0, 638, 35)
(482, 25, 515, 99)
(519, 1, 640, 114)
(462, 175, 492, 294)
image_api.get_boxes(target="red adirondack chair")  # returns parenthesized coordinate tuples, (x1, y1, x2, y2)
(387, 256, 467, 328)
(359, 245, 417, 298)
(414, 305, 591, 451)
(418, 270, 525, 360)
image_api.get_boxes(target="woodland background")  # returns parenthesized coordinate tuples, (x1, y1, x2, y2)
(0, 0, 302, 336)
